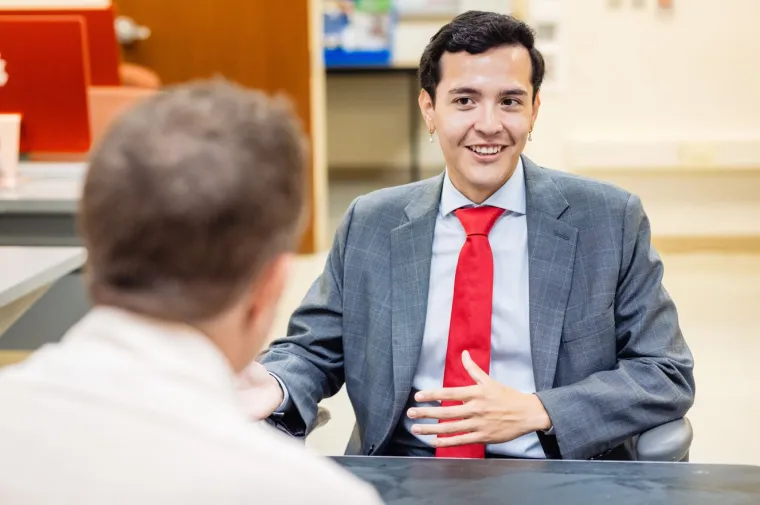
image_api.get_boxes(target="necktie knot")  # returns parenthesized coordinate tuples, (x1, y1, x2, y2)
(454, 206, 504, 237)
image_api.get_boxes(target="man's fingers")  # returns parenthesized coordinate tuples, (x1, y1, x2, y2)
(407, 404, 470, 421)
(415, 386, 478, 403)
(431, 432, 483, 448)
(411, 419, 476, 436)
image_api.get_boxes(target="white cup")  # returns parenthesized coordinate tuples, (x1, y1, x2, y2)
(0, 113, 22, 188)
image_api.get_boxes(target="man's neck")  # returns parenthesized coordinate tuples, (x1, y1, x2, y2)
(448, 163, 519, 205)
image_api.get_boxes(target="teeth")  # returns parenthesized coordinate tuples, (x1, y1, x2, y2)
(470, 146, 502, 155)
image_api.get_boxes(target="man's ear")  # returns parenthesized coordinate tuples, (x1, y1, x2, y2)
(419, 89, 436, 132)
(246, 253, 292, 323)
(531, 90, 542, 125)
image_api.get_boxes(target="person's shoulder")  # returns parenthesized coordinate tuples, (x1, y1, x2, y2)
(226, 423, 383, 504)
(538, 165, 633, 210)
(350, 174, 442, 219)
(529, 164, 642, 232)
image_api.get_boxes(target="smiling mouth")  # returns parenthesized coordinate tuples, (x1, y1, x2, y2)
(466, 145, 504, 156)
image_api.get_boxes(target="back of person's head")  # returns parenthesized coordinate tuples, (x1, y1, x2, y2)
(419, 10, 545, 103)
(79, 79, 306, 369)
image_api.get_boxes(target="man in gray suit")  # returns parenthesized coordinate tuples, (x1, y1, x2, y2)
(246, 11, 695, 461)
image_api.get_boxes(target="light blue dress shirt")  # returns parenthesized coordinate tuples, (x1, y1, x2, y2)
(402, 158, 546, 458)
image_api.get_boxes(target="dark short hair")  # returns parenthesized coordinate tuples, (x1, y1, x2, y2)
(79, 79, 307, 322)
(419, 10, 545, 103)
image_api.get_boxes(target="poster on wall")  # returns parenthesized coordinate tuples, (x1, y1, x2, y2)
(323, 0, 395, 67)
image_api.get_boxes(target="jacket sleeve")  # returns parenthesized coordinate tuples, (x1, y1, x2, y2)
(258, 198, 359, 437)
(536, 194, 696, 460)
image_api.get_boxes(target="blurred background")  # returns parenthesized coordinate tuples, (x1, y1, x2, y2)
(1, 0, 758, 467)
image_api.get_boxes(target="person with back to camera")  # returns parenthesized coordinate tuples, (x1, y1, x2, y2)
(0, 79, 384, 505)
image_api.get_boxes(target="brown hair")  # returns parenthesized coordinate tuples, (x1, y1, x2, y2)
(79, 78, 307, 322)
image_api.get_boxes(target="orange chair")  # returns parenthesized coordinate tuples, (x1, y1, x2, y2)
(119, 62, 161, 90)
(28, 86, 159, 162)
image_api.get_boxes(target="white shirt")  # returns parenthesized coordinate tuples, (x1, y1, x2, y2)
(403, 158, 546, 458)
(0, 307, 382, 505)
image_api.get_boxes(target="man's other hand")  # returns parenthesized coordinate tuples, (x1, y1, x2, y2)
(236, 361, 284, 421)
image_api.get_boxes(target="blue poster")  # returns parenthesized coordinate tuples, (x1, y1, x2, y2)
(323, 0, 394, 67)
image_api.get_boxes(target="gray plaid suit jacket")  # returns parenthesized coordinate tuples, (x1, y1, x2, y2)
(259, 155, 695, 460)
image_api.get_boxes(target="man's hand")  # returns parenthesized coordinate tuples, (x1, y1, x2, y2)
(236, 361, 284, 421)
(407, 351, 552, 448)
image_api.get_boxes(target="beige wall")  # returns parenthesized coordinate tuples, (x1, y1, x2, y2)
(327, 0, 760, 173)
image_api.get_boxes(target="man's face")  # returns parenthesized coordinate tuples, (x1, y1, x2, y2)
(420, 44, 540, 203)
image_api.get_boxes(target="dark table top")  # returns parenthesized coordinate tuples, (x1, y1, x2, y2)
(333, 456, 760, 505)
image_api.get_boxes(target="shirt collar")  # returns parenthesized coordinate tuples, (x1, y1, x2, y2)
(440, 156, 526, 217)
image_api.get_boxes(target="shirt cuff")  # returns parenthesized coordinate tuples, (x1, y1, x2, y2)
(269, 372, 292, 413)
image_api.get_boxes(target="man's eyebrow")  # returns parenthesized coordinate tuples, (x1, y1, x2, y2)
(447, 87, 528, 96)
(448, 87, 481, 96)
(499, 88, 528, 97)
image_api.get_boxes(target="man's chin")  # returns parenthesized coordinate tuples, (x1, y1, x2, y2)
(463, 167, 513, 189)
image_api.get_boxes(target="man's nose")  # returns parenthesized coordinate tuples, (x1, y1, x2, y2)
(474, 107, 503, 136)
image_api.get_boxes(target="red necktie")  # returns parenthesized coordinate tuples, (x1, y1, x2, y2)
(435, 205, 504, 459)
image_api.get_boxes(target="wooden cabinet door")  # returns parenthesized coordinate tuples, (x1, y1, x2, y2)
(114, 0, 320, 253)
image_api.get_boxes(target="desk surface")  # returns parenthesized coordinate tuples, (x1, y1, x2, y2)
(0, 162, 85, 214)
(0, 247, 86, 308)
(334, 456, 760, 505)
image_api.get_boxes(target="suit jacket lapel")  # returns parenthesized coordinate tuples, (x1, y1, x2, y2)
(523, 156, 578, 392)
(388, 175, 443, 421)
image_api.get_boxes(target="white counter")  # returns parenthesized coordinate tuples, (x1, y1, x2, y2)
(0, 246, 86, 336)
(0, 162, 85, 214)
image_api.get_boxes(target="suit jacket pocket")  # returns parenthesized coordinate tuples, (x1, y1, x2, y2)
(562, 309, 615, 343)
(560, 310, 617, 378)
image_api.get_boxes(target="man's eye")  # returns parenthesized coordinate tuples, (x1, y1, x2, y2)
(455, 97, 473, 106)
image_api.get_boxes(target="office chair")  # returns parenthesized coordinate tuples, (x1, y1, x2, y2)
(635, 417, 693, 462)
(316, 407, 692, 462)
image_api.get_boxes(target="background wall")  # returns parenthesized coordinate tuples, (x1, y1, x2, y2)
(327, 0, 760, 174)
